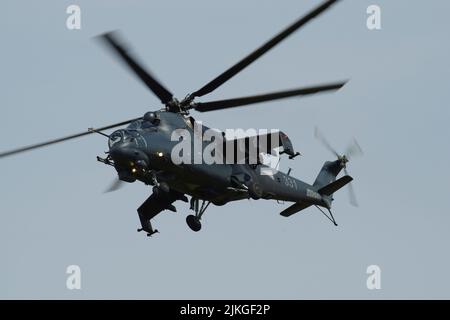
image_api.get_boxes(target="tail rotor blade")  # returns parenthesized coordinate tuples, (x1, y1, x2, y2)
(314, 126, 339, 157)
(345, 138, 363, 160)
(344, 168, 358, 207)
(347, 180, 358, 207)
(104, 178, 125, 193)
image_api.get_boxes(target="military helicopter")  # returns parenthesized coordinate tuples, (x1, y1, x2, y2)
(0, 0, 361, 236)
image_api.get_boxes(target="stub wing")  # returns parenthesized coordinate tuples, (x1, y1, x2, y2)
(137, 189, 187, 235)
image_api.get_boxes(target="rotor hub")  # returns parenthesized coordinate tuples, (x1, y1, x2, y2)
(338, 155, 349, 168)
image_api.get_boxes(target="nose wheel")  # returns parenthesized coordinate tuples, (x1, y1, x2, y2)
(187, 198, 210, 232)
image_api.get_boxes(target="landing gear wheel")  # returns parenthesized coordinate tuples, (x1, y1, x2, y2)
(186, 215, 202, 232)
(248, 182, 263, 200)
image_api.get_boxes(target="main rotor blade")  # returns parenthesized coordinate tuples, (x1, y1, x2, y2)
(194, 82, 346, 112)
(99, 32, 173, 105)
(314, 127, 339, 158)
(191, 0, 341, 98)
(0, 117, 141, 158)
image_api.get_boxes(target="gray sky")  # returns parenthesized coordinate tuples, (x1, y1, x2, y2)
(1, 0, 450, 299)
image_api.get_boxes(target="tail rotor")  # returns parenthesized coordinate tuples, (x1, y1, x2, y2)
(314, 127, 363, 206)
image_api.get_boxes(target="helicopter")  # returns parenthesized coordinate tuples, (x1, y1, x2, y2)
(0, 0, 361, 237)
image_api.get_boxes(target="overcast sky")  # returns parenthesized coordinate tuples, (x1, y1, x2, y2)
(1, 0, 450, 299)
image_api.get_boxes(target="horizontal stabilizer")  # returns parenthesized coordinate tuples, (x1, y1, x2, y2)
(280, 201, 312, 217)
(318, 175, 353, 196)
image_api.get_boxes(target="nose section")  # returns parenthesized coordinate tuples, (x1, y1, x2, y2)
(109, 145, 149, 182)
(110, 146, 148, 163)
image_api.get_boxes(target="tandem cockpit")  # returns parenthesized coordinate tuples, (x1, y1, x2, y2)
(108, 129, 146, 149)
(108, 111, 162, 149)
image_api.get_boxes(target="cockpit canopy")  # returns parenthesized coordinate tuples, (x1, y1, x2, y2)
(125, 112, 161, 131)
(108, 129, 146, 149)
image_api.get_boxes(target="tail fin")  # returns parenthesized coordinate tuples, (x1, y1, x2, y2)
(313, 160, 352, 209)
(313, 160, 343, 188)
(280, 175, 352, 217)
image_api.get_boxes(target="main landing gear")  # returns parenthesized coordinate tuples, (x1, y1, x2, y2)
(186, 198, 210, 232)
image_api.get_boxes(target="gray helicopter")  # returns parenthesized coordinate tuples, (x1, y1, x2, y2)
(0, 0, 361, 236)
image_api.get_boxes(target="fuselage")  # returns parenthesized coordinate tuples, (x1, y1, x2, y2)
(108, 109, 326, 206)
